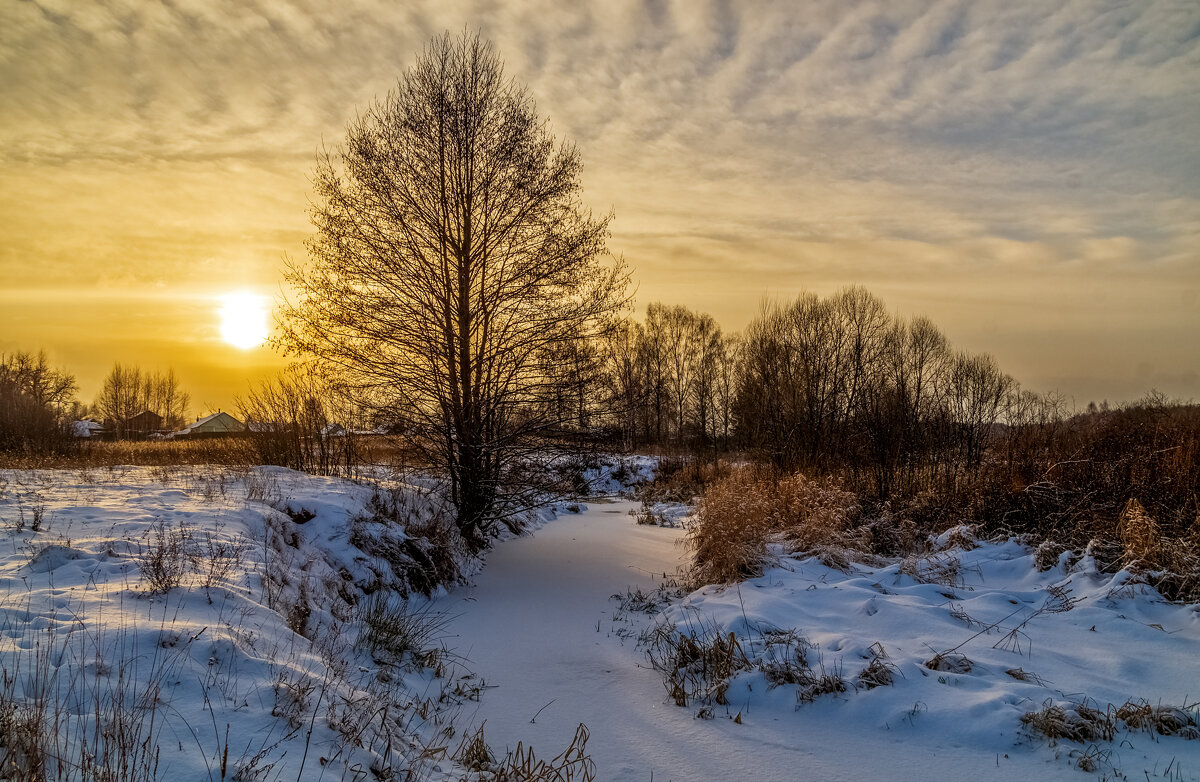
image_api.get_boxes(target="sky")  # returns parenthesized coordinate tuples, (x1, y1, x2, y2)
(1, 0, 1198, 414)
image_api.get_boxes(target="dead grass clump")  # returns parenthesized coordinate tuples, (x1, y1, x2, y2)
(1111, 500, 1200, 602)
(1118, 498, 1160, 563)
(1021, 699, 1115, 743)
(796, 661, 846, 704)
(611, 583, 684, 616)
(757, 630, 811, 687)
(271, 671, 315, 730)
(1005, 667, 1048, 686)
(493, 723, 596, 782)
(638, 456, 729, 504)
(856, 645, 898, 690)
(810, 545, 853, 572)
(898, 554, 963, 588)
(453, 723, 496, 772)
(641, 618, 750, 706)
(1034, 539, 1068, 571)
(935, 525, 978, 552)
(356, 594, 451, 667)
(925, 653, 973, 674)
(1115, 700, 1200, 739)
(138, 520, 189, 594)
(688, 467, 860, 585)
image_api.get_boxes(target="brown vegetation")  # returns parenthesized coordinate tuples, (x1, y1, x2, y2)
(687, 465, 860, 584)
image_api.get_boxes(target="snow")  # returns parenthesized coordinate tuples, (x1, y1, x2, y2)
(70, 420, 104, 438)
(435, 498, 1200, 781)
(2, 463, 1197, 781)
(0, 466, 480, 780)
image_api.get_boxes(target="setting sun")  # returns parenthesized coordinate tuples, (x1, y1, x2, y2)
(218, 291, 269, 349)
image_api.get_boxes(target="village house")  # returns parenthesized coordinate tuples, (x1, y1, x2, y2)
(172, 411, 247, 438)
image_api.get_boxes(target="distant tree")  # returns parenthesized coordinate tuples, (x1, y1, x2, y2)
(0, 350, 77, 454)
(601, 318, 648, 450)
(946, 352, 1014, 469)
(149, 368, 191, 430)
(94, 364, 190, 437)
(238, 364, 360, 475)
(280, 31, 629, 550)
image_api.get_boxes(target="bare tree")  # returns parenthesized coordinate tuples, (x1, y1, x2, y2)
(279, 31, 629, 550)
(94, 364, 190, 437)
(601, 318, 647, 450)
(946, 351, 1014, 470)
(238, 364, 361, 476)
(0, 351, 77, 454)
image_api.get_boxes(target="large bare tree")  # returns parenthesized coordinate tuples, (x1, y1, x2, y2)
(280, 32, 628, 550)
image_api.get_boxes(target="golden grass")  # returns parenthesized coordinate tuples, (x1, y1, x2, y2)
(687, 466, 860, 584)
(0, 435, 408, 473)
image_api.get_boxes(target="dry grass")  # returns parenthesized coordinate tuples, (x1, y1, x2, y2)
(757, 629, 811, 688)
(795, 661, 847, 704)
(137, 519, 189, 594)
(1110, 500, 1200, 602)
(641, 617, 750, 706)
(1021, 699, 1115, 743)
(453, 723, 496, 772)
(687, 466, 860, 584)
(637, 456, 730, 504)
(494, 723, 596, 782)
(0, 435, 407, 474)
(898, 554, 964, 588)
(925, 652, 973, 674)
(855, 646, 898, 691)
(1115, 699, 1200, 739)
(356, 594, 452, 667)
(1022, 697, 1200, 744)
(0, 612, 167, 781)
(448, 722, 596, 782)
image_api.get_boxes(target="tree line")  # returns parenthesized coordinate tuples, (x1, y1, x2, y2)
(587, 287, 1025, 499)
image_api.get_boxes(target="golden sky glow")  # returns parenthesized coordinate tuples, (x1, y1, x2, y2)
(1, 1, 1198, 413)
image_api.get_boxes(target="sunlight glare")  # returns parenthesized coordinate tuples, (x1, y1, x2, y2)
(218, 291, 269, 349)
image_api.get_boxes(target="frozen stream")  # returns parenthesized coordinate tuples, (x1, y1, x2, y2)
(434, 499, 820, 781)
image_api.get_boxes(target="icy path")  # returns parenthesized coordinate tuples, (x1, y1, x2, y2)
(434, 500, 1103, 782)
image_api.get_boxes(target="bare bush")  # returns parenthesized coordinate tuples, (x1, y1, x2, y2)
(138, 520, 189, 594)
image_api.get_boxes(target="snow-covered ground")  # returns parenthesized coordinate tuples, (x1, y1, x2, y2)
(434, 499, 1200, 782)
(0, 466, 489, 781)
(2, 463, 1197, 781)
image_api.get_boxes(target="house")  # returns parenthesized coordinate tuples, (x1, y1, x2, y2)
(124, 410, 163, 438)
(172, 411, 247, 438)
(71, 420, 106, 439)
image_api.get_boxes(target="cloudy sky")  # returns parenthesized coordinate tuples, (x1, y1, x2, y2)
(2, 0, 1197, 412)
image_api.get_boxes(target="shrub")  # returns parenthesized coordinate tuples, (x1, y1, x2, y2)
(688, 466, 860, 584)
(138, 520, 189, 594)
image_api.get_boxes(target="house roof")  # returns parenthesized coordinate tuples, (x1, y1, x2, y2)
(72, 420, 106, 438)
(176, 411, 246, 435)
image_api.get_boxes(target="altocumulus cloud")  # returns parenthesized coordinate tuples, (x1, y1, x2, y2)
(0, 0, 1197, 404)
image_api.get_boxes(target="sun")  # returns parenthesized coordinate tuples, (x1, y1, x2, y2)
(218, 291, 270, 349)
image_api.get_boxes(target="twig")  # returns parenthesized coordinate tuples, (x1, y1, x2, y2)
(530, 698, 557, 723)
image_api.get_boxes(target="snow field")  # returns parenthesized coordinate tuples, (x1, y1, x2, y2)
(650, 530, 1200, 780)
(0, 466, 488, 781)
